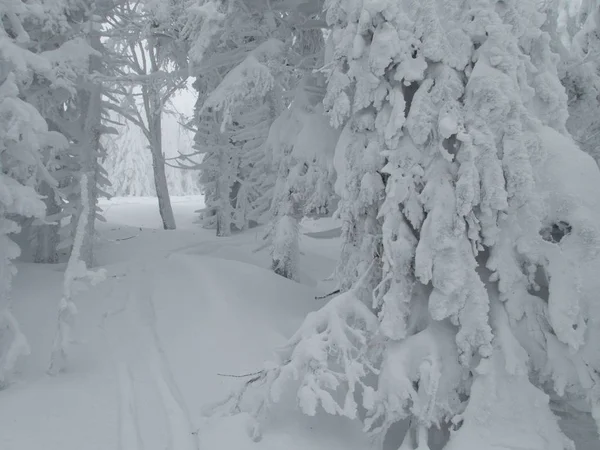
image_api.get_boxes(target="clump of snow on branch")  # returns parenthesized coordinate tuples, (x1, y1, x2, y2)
(201, 39, 285, 132)
(180, 0, 228, 65)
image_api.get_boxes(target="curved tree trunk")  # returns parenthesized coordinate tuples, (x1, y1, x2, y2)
(150, 139, 176, 230)
(147, 99, 175, 230)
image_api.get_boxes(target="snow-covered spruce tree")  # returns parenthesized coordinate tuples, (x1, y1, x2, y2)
(185, 1, 292, 236)
(63, 6, 113, 268)
(217, 101, 275, 232)
(240, 90, 285, 227)
(229, 91, 293, 231)
(183, 1, 327, 242)
(210, 110, 239, 237)
(210, 1, 600, 448)
(191, 79, 282, 235)
(187, 76, 239, 237)
(257, 27, 343, 281)
(260, 98, 305, 279)
(259, 73, 339, 280)
(19, 0, 110, 265)
(0, 2, 71, 385)
(189, 77, 222, 231)
(551, 0, 600, 163)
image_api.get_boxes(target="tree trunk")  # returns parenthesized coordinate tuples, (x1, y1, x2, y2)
(34, 180, 60, 263)
(148, 98, 176, 230)
(216, 149, 232, 237)
(77, 32, 103, 268)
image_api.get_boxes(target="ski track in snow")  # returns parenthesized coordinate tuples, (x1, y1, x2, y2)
(112, 261, 199, 450)
(101, 229, 258, 450)
(117, 362, 143, 450)
(124, 265, 198, 450)
(137, 262, 199, 450)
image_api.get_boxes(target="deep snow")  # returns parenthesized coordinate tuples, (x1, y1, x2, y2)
(0, 196, 596, 450)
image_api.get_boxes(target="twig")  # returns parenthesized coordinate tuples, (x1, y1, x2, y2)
(115, 235, 137, 241)
(315, 289, 341, 300)
(216, 370, 263, 378)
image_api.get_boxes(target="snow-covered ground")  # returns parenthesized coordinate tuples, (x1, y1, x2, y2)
(99, 195, 206, 229)
(0, 196, 363, 450)
(1, 196, 597, 450)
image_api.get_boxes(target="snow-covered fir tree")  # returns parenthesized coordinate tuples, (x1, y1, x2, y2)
(20, 0, 110, 265)
(192, 80, 283, 236)
(240, 91, 285, 226)
(187, 0, 291, 236)
(552, 0, 600, 163)
(192, 96, 239, 236)
(209, 1, 600, 448)
(0, 0, 71, 385)
(259, 28, 340, 280)
(190, 76, 224, 231)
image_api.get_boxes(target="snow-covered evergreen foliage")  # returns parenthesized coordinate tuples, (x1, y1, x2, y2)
(22, 0, 111, 265)
(259, 73, 339, 280)
(189, 3, 339, 278)
(0, 0, 72, 385)
(553, 0, 600, 163)
(192, 101, 239, 236)
(258, 28, 341, 280)
(186, 1, 291, 236)
(209, 0, 600, 448)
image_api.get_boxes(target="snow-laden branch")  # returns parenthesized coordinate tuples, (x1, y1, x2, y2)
(204, 268, 379, 440)
(200, 39, 285, 132)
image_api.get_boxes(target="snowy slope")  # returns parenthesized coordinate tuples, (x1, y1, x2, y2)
(0, 196, 361, 450)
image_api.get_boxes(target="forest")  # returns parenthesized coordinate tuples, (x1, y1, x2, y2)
(2, 0, 600, 449)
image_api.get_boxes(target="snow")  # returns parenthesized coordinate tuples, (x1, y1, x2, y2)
(0, 196, 369, 450)
(99, 196, 205, 229)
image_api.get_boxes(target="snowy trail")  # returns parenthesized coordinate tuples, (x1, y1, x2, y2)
(117, 363, 143, 450)
(108, 260, 200, 450)
(136, 262, 199, 450)
(100, 237, 243, 450)
(1, 198, 373, 450)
